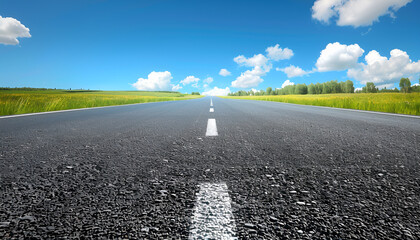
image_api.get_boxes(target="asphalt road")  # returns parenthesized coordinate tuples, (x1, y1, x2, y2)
(1, 97, 419, 239)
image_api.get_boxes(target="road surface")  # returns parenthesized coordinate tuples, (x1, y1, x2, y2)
(1, 97, 419, 239)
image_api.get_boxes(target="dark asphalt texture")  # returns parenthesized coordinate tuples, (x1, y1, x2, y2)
(0, 97, 419, 239)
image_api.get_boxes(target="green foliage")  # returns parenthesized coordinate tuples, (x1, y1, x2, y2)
(191, 92, 201, 95)
(363, 82, 378, 93)
(229, 79, 356, 96)
(266, 87, 273, 95)
(294, 84, 307, 94)
(399, 78, 411, 93)
(379, 87, 400, 93)
(222, 93, 420, 116)
(308, 83, 316, 94)
(0, 90, 202, 116)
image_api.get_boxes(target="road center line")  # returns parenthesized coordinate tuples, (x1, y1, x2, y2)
(205, 118, 218, 136)
(189, 183, 237, 240)
(210, 98, 213, 107)
(209, 108, 214, 112)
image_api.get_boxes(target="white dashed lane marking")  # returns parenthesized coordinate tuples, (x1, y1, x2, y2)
(210, 98, 213, 107)
(205, 119, 218, 136)
(189, 183, 237, 240)
(210, 108, 214, 112)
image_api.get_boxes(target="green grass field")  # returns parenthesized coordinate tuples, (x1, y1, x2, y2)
(222, 93, 420, 116)
(0, 89, 202, 116)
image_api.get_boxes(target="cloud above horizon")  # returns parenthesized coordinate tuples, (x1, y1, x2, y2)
(231, 44, 294, 88)
(281, 79, 295, 88)
(180, 76, 200, 85)
(277, 65, 309, 78)
(316, 42, 364, 72)
(312, 0, 412, 27)
(202, 86, 230, 96)
(132, 71, 173, 91)
(219, 69, 231, 76)
(348, 49, 420, 87)
(0, 16, 31, 45)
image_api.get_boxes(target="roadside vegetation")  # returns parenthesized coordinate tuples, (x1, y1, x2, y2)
(224, 78, 420, 115)
(0, 88, 202, 116)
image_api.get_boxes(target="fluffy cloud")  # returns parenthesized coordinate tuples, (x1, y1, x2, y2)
(204, 77, 213, 84)
(316, 42, 364, 72)
(219, 69, 231, 76)
(172, 84, 182, 91)
(277, 65, 308, 78)
(132, 71, 173, 91)
(0, 16, 31, 45)
(232, 44, 293, 88)
(281, 80, 295, 88)
(231, 66, 267, 88)
(312, 0, 412, 27)
(234, 54, 270, 69)
(266, 44, 294, 61)
(347, 49, 420, 86)
(202, 87, 231, 96)
(180, 76, 200, 85)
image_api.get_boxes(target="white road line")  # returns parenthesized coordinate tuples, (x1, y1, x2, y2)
(189, 183, 237, 240)
(210, 108, 214, 112)
(210, 98, 213, 107)
(205, 118, 218, 136)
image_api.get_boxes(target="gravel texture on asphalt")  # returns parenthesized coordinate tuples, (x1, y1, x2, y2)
(1, 97, 419, 239)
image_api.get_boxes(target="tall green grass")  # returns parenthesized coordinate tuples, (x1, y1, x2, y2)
(0, 90, 202, 116)
(222, 93, 420, 115)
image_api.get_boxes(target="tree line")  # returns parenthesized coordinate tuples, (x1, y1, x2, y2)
(228, 78, 420, 96)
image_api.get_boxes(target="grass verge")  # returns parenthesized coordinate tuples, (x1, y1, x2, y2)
(221, 93, 420, 116)
(0, 90, 203, 116)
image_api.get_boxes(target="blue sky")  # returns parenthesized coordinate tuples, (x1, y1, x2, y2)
(1, 0, 419, 95)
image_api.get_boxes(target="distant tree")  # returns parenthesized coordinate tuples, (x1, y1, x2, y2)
(294, 84, 307, 94)
(343, 80, 355, 93)
(266, 87, 273, 95)
(322, 82, 331, 94)
(191, 92, 200, 95)
(315, 83, 322, 94)
(308, 83, 316, 94)
(365, 82, 378, 93)
(399, 78, 411, 93)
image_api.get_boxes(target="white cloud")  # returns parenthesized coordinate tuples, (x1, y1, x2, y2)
(232, 44, 293, 88)
(180, 76, 200, 85)
(281, 80, 295, 88)
(192, 82, 199, 88)
(347, 49, 420, 86)
(202, 87, 231, 96)
(234, 54, 270, 69)
(250, 88, 259, 93)
(312, 0, 412, 27)
(172, 84, 182, 91)
(132, 71, 173, 91)
(354, 87, 363, 92)
(266, 44, 294, 61)
(219, 69, 231, 76)
(412, 83, 420, 87)
(232, 54, 271, 88)
(231, 66, 267, 88)
(0, 16, 31, 45)
(377, 83, 395, 89)
(316, 42, 364, 72)
(278, 65, 308, 78)
(204, 77, 213, 84)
